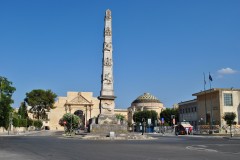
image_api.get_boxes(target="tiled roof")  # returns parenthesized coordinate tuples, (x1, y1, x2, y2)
(132, 93, 161, 103)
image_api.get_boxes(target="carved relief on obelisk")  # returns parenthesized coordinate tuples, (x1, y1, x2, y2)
(98, 9, 116, 116)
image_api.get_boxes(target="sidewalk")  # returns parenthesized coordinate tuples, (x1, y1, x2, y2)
(146, 132, 240, 140)
(0, 130, 43, 137)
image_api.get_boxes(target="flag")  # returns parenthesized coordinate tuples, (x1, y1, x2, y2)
(209, 73, 213, 81)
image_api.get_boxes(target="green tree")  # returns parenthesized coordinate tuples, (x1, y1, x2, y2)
(115, 114, 125, 121)
(160, 108, 179, 126)
(0, 76, 16, 129)
(223, 112, 236, 137)
(33, 120, 43, 129)
(18, 102, 28, 119)
(59, 113, 81, 133)
(133, 110, 158, 126)
(24, 89, 57, 120)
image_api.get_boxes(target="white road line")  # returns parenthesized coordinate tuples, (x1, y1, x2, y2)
(186, 145, 218, 152)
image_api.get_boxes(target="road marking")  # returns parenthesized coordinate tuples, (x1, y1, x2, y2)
(186, 145, 218, 153)
(186, 144, 240, 155)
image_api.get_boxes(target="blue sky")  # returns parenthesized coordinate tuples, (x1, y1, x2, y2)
(0, 0, 239, 109)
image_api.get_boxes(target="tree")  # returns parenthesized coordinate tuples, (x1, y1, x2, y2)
(223, 112, 236, 137)
(133, 110, 158, 126)
(160, 108, 179, 126)
(33, 120, 43, 129)
(18, 102, 28, 119)
(59, 113, 81, 133)
(24, 89, 57, 120)
(115, 114, 125, 121)
(0, 76, 16, 129)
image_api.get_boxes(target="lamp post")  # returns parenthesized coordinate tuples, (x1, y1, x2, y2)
(142, 118, 145, 135)
(18, 115, 21, 134)
(70, 114, 73, 135)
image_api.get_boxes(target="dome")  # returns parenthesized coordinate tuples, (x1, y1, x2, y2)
(132, 93, 161, 104)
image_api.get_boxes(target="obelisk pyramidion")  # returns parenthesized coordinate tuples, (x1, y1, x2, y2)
(98, 9, 116, 117)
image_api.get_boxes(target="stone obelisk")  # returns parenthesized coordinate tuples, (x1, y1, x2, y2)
(98, 9, 116, 122)
(91, 10, 127, 134)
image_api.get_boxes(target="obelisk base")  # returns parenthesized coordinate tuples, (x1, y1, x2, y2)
(91, 114, 128, 134)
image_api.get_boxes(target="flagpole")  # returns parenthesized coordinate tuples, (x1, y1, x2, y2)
(203, 73, 207, 125)
(209, 72, 213, 134)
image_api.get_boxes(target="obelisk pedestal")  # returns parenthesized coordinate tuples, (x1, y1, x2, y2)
(91, 9, 127, 134)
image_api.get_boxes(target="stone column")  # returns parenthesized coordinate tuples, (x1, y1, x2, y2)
(98, 9, 116, 117)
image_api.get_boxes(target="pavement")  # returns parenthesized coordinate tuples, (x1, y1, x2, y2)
(0, 130, 62, 137)
(1, 133, 240, 160)
(1, 130, 240, 141)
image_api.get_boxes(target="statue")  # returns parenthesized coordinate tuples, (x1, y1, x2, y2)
(104, 42, 112, 51)
(105, 27, 111, 36)
(104, 58, 112, 66)
(103, 73, 112, 84)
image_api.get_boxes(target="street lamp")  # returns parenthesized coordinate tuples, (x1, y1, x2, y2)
(70, 114, 73, 136)
(18, 115, 21, 134)
(142, 118, 145, 135)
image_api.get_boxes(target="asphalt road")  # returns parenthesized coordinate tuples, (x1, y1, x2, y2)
(0, 133, 240, 160)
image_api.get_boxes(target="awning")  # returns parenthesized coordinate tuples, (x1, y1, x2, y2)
(181, 124, 193, 128)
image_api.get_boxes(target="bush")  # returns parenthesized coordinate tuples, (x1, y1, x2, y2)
(59, 113, 81, 133)
(33, 120, 43, 129)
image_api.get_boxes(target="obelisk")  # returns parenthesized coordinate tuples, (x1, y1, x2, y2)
(91, 10, 127, 133)
(98, 9, 116, 121)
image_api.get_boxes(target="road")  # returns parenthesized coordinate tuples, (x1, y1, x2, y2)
(0, 132, 240, 160)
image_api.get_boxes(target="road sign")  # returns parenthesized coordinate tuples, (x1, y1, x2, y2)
(161, 118, 164, 124)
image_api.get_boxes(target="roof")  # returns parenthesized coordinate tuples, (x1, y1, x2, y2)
(132, 93, 161, 104)
(178, 99, 197, 105)
(192, 88, 240, 96)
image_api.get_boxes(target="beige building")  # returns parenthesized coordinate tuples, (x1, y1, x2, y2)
(128, 93, 164, 125)
(193, 88, 240, 127)
(47, 92, 100, 130)
(43, 91, 127, 130)
(179, 88, 240, 129)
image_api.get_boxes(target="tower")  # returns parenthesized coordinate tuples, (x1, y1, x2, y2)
(98, 9, 116, 117)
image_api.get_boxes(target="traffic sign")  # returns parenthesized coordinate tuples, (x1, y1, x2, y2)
(161, 118, 164, 124)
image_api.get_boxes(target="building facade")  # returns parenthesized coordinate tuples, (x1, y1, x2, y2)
(47, 92, 100, 130)
(193, 88, 240, 127)
(179, 88, 240, 129)
(178, 99, 198, 129)
(42, 91, 128, 131)
(128, 93, 164, 125)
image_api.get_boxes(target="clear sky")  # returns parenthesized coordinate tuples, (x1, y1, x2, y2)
(0, 0, 239, 109)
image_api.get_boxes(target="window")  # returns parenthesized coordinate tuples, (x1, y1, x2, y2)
(224, 93, 233, 106)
